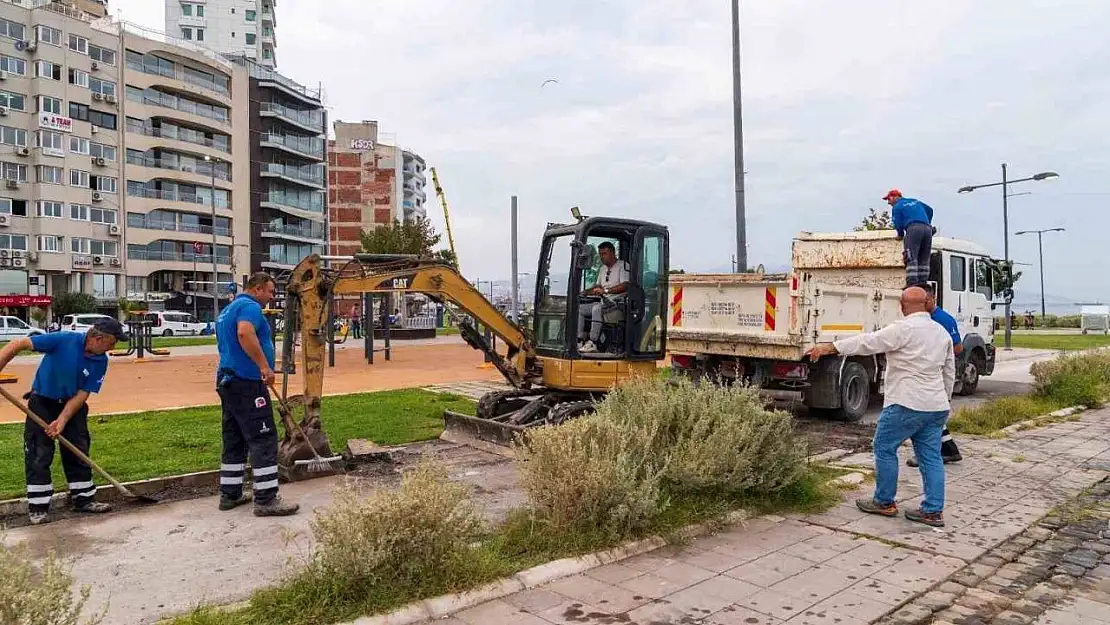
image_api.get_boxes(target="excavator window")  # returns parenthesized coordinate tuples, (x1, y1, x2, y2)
(534, 233, 574, 351)
(633, 232, 666, 355)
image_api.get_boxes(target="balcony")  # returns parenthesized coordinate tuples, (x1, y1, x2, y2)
(128, 248, 231, 265)
(126, 121, 231, 154)
(259, 102, 324, 133)
(260, 162, 325, 189)
(260, 133, 324, 160)
(262, 190, 324, 215)
(127, 153, 232, 183)
(261, 222, 325, 242)
(127, 214, 232, 237)
(128, 186, 231, 210)
(127, 89, 230, 126)
(126, 57, 231, 97)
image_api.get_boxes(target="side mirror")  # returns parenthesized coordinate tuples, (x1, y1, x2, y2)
(573, 241, 598, 271)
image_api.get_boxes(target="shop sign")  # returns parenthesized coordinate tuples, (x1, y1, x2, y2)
(0, 294, 51, 307)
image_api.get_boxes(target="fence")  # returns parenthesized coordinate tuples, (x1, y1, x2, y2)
(405, 314, 436, 330)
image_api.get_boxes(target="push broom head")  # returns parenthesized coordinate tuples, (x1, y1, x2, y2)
(294, 454, 344, 473)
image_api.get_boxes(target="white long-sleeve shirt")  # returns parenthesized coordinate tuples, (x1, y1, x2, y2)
(833, 312, 955, 412)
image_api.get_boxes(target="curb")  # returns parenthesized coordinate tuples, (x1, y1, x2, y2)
(999, 405, 1088, 436)
(0, 470, 221, 517)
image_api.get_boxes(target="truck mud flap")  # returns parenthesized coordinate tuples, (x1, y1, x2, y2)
(442, 410, 527, 454)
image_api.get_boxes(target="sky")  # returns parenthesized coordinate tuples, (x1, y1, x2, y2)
(113, 0, 1110, 304)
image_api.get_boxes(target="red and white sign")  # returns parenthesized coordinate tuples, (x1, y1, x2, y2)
(0, 295, 52, 307)
(38, 113, 73, 133)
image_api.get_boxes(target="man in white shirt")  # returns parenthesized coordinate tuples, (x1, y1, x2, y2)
(578, 241, 630, 353)
(807, 286, 954, 527)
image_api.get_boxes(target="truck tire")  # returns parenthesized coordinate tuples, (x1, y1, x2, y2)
(958, 351, 985, 396)
(836, 361, 870, 422)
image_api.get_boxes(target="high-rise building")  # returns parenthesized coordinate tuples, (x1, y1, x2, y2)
(401, 149, 426, 222)
(164, 0, 276, 68)
(228, 55, 326, 273)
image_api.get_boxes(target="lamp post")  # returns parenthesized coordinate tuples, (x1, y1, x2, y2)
(204, 155, 221, 322)
(730, 0, 747, 273)
(1015, 228, 1065, 322)
(957, 165, 1059, 350)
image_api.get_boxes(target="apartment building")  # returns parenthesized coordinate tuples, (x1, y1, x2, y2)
(228, 55, 326, 273)
(401, 149, 427, 222)
(327, 120, 407, 257)
(165, 0, 276, 68)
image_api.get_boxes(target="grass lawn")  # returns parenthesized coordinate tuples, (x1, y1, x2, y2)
(0, 389, 474, 501)
(1009, 333, 1110, 351)
(149, 336, 218, 348)
(948, 395, 1068, 436)
(436, 326, 460, 336)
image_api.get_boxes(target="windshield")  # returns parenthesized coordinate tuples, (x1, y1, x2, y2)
(534, 234, 573, 351)
(8, 318, 27, 329)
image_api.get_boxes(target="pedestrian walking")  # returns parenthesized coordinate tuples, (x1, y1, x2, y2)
(0, 319, 129, 525)
(215, 272, 299, 517)
(807, 286, 955, 527)
(351, 313, 362, 339)
(884, 189, 935, 287)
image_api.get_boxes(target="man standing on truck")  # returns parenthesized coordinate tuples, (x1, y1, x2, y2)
(885, 189, 935, 287)
(577, 241, 630, 353)
(807, 286, 954, 527)
(907, 285, 964, 467)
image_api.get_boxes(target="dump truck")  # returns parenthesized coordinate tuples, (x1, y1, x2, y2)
(667, 231, 998, 420)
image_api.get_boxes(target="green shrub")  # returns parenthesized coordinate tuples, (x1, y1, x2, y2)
(1030, 352, 1110, 407)
(0, 538, 103, 625)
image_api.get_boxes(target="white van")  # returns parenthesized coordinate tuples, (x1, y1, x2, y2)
(0, 315, 43, 340)
(62, 313, 113, 332)
(144, 311, 207, 336)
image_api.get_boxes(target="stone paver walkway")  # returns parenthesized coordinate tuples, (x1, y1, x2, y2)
(426, 409, 1110, 625)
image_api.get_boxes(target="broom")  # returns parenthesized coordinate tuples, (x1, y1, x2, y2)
(267, 383, 343, 473)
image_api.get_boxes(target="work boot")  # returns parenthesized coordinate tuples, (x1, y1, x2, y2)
(28, 511, 48, 525)
(253, 495, 299, 517)
(856, 498, 898, 517)
(73, 501, 112, 514)
(219, 494, 252, 511)
(905, 507, 945, 527)
(906, 453, 962, 468)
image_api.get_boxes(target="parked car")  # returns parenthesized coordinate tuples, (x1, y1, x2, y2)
(61, 313, 113, 332)
(0, 315, 43, 339)
(141, 311, 207, 336)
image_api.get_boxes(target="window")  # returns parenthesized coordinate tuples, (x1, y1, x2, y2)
(35, 25, 61, 46)
(181, 27, 192, 40)
(70, 169, 90, 188)
(69, 102, 87, 120)
(92, 175, 117, 193)
(0, 198, 27, 217)
(93, 274, 117, 297)
(36, 165, 64, 185)
(0, 125, 26, 147)
(950, 255, 967, 292)
(0, 18, 25, 42)
(973, 259, 995, 300)
(126, 276, 147, 293)
(36, 200, 64, 218)
(196, 5, 204, 17)
(38, 235, 61, 253)
(245, 9, 257, 21)
(91, 240, 117, 256)
(0, 55, 25, 76)
(35, 61, 61, 81)
(0, 90, 24, 111)
(181, 3, 192, 16)
(90, 142, 116, 161)
(38, 95, 61, 114)
(90, 206, 115, 224)
(0, 234, 27, 250)
(195, 29, 204, 42)
(70, 203, 88, 220)
(36, 130, 63, 152)
(71, 237, 90, 254)
(69, 136, 90, 154)
(89, 110, 116, 130)
(245, 33, 256, 45)
(89, 77, 115, 96)
(262, 48, 272, 60)
(69, 68, 89, 88)
(89, 44, 115, 66)
(1, 162, 26, 182)
(68, 34, 88, 54)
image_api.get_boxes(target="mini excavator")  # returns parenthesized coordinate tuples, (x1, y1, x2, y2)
(275, 215, 670, 473)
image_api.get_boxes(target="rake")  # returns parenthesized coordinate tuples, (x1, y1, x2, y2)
(267, 383, 343, 473)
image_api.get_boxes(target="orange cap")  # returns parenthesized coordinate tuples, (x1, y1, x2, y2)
(882, 189, 902, 201)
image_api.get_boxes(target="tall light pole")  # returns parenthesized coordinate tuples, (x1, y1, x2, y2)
(731, 0, 747, 273)
(1015, 228, 1065, 322)
(957, 165, 1058, 350)
(204, 155, 221, 322)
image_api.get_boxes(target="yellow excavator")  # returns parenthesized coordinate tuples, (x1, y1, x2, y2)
(276, 215, 670, 472)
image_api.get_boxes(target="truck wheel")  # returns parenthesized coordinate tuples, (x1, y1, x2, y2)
(836, 362, 870, 422)
(958, 352, 985, 396)
(162, 329, 173, 337)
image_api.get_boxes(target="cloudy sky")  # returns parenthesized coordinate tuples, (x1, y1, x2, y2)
(113, 0, 1109, 304)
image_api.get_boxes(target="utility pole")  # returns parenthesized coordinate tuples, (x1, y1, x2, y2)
(205, 155, 220, 322)
(1016, 228, 1065, 322)
(731, 0, 747, 273)
(510, 196, 519, 322)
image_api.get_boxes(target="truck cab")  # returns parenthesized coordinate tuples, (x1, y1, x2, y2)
(928, 238, 998, 394)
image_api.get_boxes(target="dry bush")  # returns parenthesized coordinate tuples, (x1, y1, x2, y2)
(1030, 352, 1110, 408)
(310, 461, 482, 588)
(0, 537, 103, 625)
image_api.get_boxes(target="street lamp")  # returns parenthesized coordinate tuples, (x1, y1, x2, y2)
(1015, 228, 1065, 322)
(204, 155, 221, 323)
(957, 164, 1059, 350)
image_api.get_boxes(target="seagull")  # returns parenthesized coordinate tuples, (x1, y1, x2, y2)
(541, 79, 559, 87)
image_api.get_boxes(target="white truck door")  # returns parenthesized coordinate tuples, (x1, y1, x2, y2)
(966, 257, 995, 342)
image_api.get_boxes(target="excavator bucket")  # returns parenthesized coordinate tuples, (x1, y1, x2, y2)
(441, 409, 528, 452)
(276, 394, 339, 481)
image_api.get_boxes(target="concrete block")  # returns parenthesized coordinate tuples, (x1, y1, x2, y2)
(514, 556, 594, 588)
(421, 578, 524, 619)
(347, 602, 429, 625)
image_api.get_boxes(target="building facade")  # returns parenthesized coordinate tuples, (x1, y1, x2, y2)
(401, 148, 426, 222)
(229, 55, 325, 273)
(327, 120, 401, 257)
(164, 0, 276, 68)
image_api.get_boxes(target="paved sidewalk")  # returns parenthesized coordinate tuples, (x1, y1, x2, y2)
(432, 409, 1110, 625)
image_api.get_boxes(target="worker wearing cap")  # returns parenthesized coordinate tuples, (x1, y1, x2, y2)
(885, 189, 935, 287)
(215, 272, 298, 517)
(0, 319, 128, 525)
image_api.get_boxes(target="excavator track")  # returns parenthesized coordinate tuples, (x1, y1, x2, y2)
(443, 390, 602, 448)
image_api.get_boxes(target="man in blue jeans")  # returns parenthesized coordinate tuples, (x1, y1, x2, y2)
(885, 189, 935, 287)
(808, 286, 955, 527)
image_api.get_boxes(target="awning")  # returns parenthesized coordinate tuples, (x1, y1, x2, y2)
(0, 295, 52, 307)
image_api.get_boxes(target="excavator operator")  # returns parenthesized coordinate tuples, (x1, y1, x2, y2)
(577, 241, 629, 353)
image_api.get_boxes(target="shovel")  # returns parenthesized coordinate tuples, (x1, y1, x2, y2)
(0, 382, 158, 505)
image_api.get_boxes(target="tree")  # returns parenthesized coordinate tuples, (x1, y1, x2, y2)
(360, 218, 442, 257)
(433, 248, 458, 268)
(117, 297, 140, 319)
(52, 292, 97, 318)
(669, 269, 686, 274)
(982, 258, 1022, 303)
(29, 306, 47, 328)
(855, 208, 894, 231)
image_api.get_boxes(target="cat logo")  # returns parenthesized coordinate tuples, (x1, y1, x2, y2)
(392, 278, 409, 289)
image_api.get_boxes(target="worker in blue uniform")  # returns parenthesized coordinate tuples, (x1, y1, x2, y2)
(885, 189, 935, 287)
(908, 285, 964, 467)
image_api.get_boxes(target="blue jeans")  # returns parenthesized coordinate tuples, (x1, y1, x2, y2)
(873, 404, 948, 514)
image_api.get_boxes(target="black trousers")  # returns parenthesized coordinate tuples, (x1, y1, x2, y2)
(24, 394, 94, 514)
(904, 222, 933, 287)
(217, 377, 280, 504)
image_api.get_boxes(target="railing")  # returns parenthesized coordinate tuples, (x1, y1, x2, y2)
(261, 162, 325, 187)
(260, 102, 323, 131)
(127, 215, 231, 236)
(128, 89, 230, 124)
(263, 191, 324, 214)
(127, 186, 230, 209)
(117, 21, 234, 71)
(126, 123, 232, 154)
(262, 222, 325, 240)
(406, 314, 437, 330)
(128, 248, 230, 264)
(239, 58, 320, 100)
(126, 154, 232, 182)
(261, 133, 324, 158)
(126, 57, 230, 97)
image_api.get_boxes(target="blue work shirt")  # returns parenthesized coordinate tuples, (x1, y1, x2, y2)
(931, 307, 962, 348)
(216, 294, 274, 381)
(29, 331, 109, 401)
(892, 197, 934, 237)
